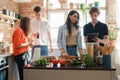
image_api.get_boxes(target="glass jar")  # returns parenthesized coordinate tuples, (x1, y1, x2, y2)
(86, 43, 99, 58)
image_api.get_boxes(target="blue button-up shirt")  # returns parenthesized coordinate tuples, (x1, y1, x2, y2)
(57, 24, 82, 54)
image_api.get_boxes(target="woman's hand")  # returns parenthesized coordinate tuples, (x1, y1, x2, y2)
(28, 41, 33, 47)
(28, 37, 33, 42)
(33, 33, 39, 38)
(79, 48, 83, 58)
(49, 47, 53, 53)
(62, 52, 69, 56)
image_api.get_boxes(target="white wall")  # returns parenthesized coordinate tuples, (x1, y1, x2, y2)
(111, 49, 120, 75)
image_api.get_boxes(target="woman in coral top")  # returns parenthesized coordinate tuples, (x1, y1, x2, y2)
(12, 17, 32, 80)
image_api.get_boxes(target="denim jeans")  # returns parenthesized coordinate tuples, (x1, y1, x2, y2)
(66, 47, 78, 56)
(32, 45, 48, 57)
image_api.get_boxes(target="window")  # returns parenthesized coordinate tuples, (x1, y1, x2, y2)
(45, 0, 106, 49)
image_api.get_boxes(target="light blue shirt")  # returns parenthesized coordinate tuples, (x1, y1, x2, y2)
(57, 24, 82, 54)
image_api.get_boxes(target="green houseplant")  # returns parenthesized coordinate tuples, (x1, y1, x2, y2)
(109, 26, 119, 46)
(48, 3, 53, 9)
(80, 3, 86, 14)
(80, 3, 85, 10)
(18, 14, 23, 20)
(88, 3, 93, 9)
(94, 1, 99, 7)
(109, 26, 119, 40)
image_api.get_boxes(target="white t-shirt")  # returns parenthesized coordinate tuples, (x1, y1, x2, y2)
(30, 18, 51, 45)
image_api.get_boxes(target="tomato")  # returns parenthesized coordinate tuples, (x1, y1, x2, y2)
(52, 59, 59, 65)
(59, 59, 66, 65)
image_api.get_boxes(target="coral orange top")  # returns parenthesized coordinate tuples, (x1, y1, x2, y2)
(12, 27, 28, 56)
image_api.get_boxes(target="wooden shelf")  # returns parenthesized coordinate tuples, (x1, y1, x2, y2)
(0, 14, 19, 21)
(47, 7, 106, 11)
(47, 7, 106, 12)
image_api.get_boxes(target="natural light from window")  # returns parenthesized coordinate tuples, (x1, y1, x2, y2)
(46, 0, 106, 49)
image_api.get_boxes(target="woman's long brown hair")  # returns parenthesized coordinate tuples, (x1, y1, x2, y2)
(65, 10, 80, 37)
(20, 17, 30, 37)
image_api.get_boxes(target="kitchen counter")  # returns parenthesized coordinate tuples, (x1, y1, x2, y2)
(24, 62, 116, 70)
(0, 53, 13, 58)
(24, 62, 116, 80)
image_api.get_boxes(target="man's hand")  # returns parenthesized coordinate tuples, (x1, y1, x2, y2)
(92, 37, 100, 42)
(84, 36, 88, 42)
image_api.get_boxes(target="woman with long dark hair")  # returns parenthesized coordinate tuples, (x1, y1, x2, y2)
(57, 10, 82, 57)
(12, 17, 32, 80)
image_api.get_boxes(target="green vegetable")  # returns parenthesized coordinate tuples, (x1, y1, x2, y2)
(83, 54, 94, 67)
(70, 59, 81, 65)
(35, 58, 48, 66)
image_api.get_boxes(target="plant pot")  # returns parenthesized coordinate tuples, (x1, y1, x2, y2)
(109, 40, 116, 46)
(94, 3, 99, 7)
(88, 3, 93, 9)
(60, 3, 67, 9)
(69, 3, 74, 9)
(75, 3, 80, 9)
(94, 1, 99, 7)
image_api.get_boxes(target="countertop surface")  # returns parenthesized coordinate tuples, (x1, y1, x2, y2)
(24, 62, 116, 71)
(0, 53, 13, 58)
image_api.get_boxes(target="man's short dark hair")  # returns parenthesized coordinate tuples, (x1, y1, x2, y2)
(34, 6, 41, 13)
(89, 7, 100, 14)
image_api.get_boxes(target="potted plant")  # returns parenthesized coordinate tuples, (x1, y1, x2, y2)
(75, 3, 80, 9)
(109, 26, 119, 46)
(48, 3, 53, 9)
(80, 3, 85, 10)
(58, 0, 67, 4)
(94, 1, 99, 7)
(88, 3, 93, 9)
(80, 3, 85, 14)
(18, 14, 23, 20)
(69, 2, 74, 9)
(58, 0, 67, 9)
